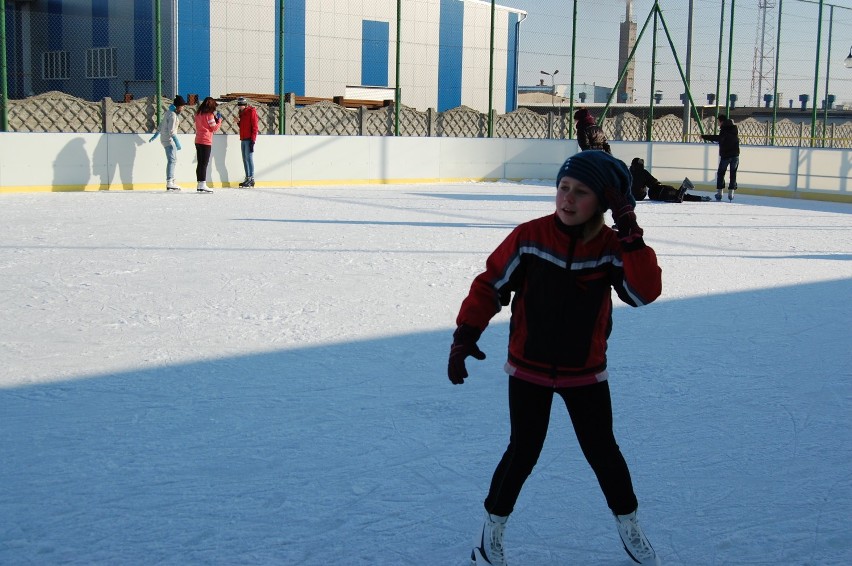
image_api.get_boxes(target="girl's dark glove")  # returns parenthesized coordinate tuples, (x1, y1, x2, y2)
(604, 185, 643, 243)
(448, 324, 486, 384)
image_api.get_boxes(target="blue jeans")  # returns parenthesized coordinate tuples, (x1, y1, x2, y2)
(716, 156, 739, 191)
(164, 143, 177, 180)
(241, 139, 254, 178)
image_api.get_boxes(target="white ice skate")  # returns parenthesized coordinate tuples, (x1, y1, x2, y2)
(614, 510, 661, 565)
(471, 512, 508, 566)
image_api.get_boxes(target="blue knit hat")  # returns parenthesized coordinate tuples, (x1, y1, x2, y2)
(556, 150, 634, 211)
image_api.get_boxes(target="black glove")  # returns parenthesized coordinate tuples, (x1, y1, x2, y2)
(604, 185, 643, 243)
(250, 141, 255, 153)
(448, 324, 486, 384)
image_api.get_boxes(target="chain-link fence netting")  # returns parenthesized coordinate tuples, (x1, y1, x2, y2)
(2, 0, 850, 146)
(3, 2, 170, 103)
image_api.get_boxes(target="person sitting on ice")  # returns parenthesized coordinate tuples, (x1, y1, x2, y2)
(629, 157, 710, 203)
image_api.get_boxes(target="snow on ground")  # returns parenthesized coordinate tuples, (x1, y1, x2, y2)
(1, 183, 850, 565)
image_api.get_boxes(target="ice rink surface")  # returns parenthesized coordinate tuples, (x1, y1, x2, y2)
(1, 183, 851, 565)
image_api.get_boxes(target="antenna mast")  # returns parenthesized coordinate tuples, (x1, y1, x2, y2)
(751, 0, 777, 106)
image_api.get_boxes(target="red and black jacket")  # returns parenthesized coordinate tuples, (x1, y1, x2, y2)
(456, 214, 662, 388)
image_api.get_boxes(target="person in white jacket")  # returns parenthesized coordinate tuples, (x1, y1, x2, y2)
(159, 95, 187, 191)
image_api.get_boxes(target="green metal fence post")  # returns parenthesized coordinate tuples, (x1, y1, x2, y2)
(821, 5, 833, 147)
(487, 0, 495, 138)
(771, 0, 783, 145)
(725, 0, 736, 118)
(657, 5, 705, 135)
(278, 0, 285, 135)
(714, 0, 725, 132)
(568, 0, 577, 139)
(647, 4, 659, 142)
(394, 0, 401, 136)
(0, 0, 7, 132)
(155, 0, 162, 127)
(810, 0, 824, 147)
(681, 0, 694, 141)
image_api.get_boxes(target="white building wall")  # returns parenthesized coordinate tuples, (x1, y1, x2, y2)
(397, 1, 442, 113)
(201, 0, 518, 110)
(209, 0, 277, 97)
(305, 7, 362, 98)
(461, 2, 510, 113)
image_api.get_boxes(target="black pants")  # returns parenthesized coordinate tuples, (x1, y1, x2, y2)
(484, 378, 638, 517)
(648, 184, 705, 203)
(716, 156, 739, 191)
(648, 184, 678, 202)
(195, 143, 212, 181)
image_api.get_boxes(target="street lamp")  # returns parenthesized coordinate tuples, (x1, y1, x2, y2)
(845, 46, 852, 69)
(541, 70, 560, 126)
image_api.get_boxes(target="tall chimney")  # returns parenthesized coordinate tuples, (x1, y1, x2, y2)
(617, 0, 636, 103)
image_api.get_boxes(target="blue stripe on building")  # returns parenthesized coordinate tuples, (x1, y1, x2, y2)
(47, 0, 62, 50)
(178, 0, 211, 100)
(47, 0, 63, 92)
(134, 0, 154, 85)
(505, 12, 518, 113)
(5, 3, 21, 98)
(276, 0, 306, 96)
(92, 0, 109, 101)
(361, 20, 389, 87)
(438, 0, 463, 112)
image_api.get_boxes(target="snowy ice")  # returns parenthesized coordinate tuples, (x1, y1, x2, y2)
(1, 183, 850, 565)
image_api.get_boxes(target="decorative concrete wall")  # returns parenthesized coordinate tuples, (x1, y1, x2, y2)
(7, 92, 851, 149)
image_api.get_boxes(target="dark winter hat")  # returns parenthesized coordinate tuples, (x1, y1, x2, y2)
(173, 95, 187, 107)
(631, 157, 644, 168)
(573, 108, 590, 121)
(556, 150, 634, 211)
(237, 97, 247, 106)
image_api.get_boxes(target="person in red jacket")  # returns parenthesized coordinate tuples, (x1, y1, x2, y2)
(449, 150, 662, 566)
(193, 96, 222, 193)
(236, 97, 259, 187)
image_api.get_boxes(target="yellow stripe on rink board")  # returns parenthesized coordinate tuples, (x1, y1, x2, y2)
(0, 178, 511, 193)
(2, 180, 851, 203)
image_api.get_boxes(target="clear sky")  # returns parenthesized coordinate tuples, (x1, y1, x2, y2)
(496, 0, 852, 107)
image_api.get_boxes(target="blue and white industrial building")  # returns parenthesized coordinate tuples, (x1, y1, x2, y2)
(3, 0, 527, 113)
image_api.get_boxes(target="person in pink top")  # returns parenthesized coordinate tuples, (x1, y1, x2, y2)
(193, 96, 222, 193)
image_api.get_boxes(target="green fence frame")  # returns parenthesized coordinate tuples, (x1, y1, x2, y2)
(0, 0, 848, 142)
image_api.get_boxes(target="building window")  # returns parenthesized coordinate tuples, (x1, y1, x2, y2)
(42, 51, 70, 80)
(86, 47, 117, 79)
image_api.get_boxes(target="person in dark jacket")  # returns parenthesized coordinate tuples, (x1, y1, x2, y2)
(574, 108, 611, 153)
(448, 150, 662, 566)
(629, 158, 711, 202)
(701, 114, 740, 201)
